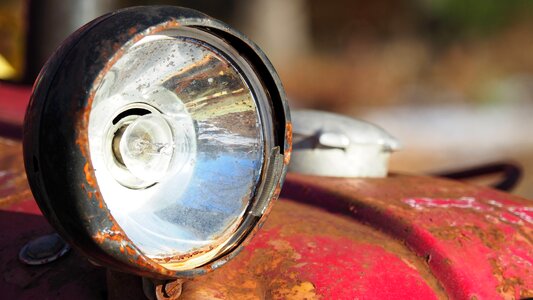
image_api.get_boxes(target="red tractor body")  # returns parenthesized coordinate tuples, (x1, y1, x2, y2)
(0, 85, 531, 299)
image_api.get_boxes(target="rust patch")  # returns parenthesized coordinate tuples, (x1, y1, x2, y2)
(93, 224, 123, 244)
(82, 163, 97, 188)
(489, 258, 533, 299)
(430, 225, 506, 250)
(92, 224, 176, 277)
(127, 27, 137, 36)
(284, 121, 292, 165)
(275, 281, 319, 300)
(154, 246, 215, 264)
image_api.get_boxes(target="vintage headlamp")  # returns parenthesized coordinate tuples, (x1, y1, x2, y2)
(23, 6, 290, 278)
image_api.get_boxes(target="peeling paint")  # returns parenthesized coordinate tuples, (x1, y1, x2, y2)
(403, 197, 533, 225)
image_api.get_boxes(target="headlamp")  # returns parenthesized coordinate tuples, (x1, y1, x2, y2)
(23, 6, 290, 278)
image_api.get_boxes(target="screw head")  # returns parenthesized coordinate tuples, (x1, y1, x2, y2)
(19, 233, 70, 265)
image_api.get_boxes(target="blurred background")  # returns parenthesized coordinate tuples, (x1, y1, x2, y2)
(1, 0, 532, 198)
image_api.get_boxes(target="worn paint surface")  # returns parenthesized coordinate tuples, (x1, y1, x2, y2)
(283, 173, 533, 299)
(180, 199, 443, 299)
(1, 107, 532, 298)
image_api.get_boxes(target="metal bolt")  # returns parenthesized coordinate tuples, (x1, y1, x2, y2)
(155, 279, 184, 300)
(19, 233, 70, 265)
(143, 278, 184, 300)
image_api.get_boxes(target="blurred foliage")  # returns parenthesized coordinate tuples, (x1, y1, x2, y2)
(308, 0, 533, 51)
(419, 0, 533, 37)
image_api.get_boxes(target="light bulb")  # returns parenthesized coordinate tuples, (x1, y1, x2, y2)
(119, 114, 174, 183)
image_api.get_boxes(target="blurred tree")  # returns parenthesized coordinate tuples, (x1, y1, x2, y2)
(418, 0, 533, 40)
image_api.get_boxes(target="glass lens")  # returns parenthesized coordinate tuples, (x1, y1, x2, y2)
(88, 28, 265, 268)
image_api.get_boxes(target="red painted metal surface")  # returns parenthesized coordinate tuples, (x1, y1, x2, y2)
(0, 83, 30, 123)
(182, 198, 444, 299)
(282, 174, 533, 299)
(1, 136, 532, 299)
(0, 86, 532, 299)
(0, 83, 29, 139)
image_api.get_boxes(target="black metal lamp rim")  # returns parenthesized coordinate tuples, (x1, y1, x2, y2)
(23, 6, 290, 279)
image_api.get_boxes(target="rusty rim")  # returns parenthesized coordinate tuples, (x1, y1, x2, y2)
(23, 6, 290, 278)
